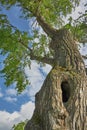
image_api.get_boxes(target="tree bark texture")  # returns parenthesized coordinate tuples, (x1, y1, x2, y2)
(25, 29, 87, 130)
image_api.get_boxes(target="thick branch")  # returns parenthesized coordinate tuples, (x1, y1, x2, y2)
(36, 14, 57, 37)
(30, 54, 54, 65)
(4, 13, 54, 65)
(18, 38, 54, 65)
(22, 4, 57, 37)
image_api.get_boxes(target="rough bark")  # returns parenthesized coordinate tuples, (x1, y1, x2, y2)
(24, 29, 87, 130)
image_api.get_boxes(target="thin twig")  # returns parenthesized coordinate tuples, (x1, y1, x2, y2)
(82, 55, 87, 59)
(18, 38, 32, 52)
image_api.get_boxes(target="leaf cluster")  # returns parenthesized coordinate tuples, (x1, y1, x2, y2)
(0, 0, 81, 26)
(0, 14, 32, 92)
(64, 11, 87, 43)
(12, 121, 27, 130)
(0, 0, 87, 93)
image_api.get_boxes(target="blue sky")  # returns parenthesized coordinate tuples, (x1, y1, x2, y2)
(0, 5, 52, 130)
(0, 6, 26, 110)
(0, 1, 87, 130)
(0, 5, 32, 113)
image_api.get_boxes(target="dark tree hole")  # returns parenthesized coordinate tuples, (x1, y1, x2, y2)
(61, 81, 70, 103)
(85, 68, 87, 75)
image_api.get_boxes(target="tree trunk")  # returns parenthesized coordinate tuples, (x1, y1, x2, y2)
(24, 29, 87, 130)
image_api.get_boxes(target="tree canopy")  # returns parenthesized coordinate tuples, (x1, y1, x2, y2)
(0, 0, 87, 92)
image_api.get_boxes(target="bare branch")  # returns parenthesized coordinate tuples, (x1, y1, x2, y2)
(30, 54, 54, 65)
(82, 55, 87, 59)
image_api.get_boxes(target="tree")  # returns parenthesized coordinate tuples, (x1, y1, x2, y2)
(0, 0, 87, 130)
(12, 121, 26, 130)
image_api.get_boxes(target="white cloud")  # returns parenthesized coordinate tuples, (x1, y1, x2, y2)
(4, 97, 17, 103)
(6, 88, 17, 96)
(0, 111, 12, 130)
(64, 0, 87, 24)
(41, 64, 52, 75)
(72, 1, 86, 19)
(0, 101, 35, 130)
(0, 92, 3, 98)
(80, 44, 87, 55)
(79, 44, 87, 65)
(20, 101, 35, 120)
(25, 61, 52, 98)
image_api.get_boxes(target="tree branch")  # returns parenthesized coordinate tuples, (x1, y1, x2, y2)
(36, 14, 57, 37)
(24, 7, 57, 37)
(82, 55, 87, 59)
(18, 38, 54, 65)
(2, 12, 54, 65)
(79, 38, 87, 44)
(18, 38, 32, 52)
(30, 54, 54, 65)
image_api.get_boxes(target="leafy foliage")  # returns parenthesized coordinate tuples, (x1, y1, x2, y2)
(64, 8, 87, 42)
(0, 0, 81, 26)
(0, 14, 31, 92)
(0, 0, 87, 92)
(12, 121, 27, 130)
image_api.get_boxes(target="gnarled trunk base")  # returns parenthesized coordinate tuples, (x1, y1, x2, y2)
(25, 66, 87, 130)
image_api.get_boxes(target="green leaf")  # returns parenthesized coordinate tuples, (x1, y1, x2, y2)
(0, 0, 87, 93)
(12, 121, 27, 130)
